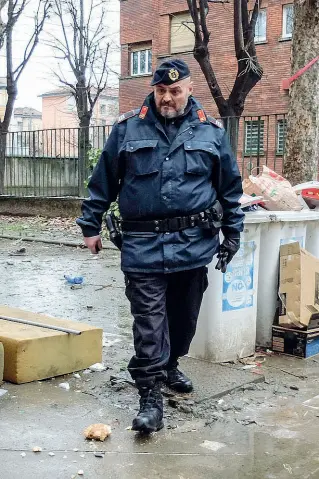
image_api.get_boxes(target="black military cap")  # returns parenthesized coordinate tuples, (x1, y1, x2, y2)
(151, 59, 191, 86)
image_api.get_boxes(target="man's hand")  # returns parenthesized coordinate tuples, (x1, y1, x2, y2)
(215, 237, 240, 273)
(84, 235, 102, 254)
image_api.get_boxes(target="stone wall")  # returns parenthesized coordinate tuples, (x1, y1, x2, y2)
(0, 196, 82, 218)
(4, 156, 79, 197)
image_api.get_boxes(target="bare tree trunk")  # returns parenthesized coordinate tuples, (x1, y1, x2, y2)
(78, 120, 91, 197)
(223, 116, 240, 156)
(0, 1, 17, 193)
(187, 0, 262, 156)
(77, 0, 91, 196)
(0, 0, 49, 193)
(283, 0, 319, 185)
(0, 132, 6, 194)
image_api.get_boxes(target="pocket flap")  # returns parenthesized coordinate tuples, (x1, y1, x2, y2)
(125, 139, 158, 153)
(184, 141, 216, 154)
(123, 231, 158, 237)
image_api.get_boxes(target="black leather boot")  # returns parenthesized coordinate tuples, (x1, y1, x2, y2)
(166, 366, 193, 393)
(132, 382, 164, 434)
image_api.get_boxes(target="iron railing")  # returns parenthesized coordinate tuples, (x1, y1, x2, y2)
(2, 125, 112, 197)
(0, 115, 287, 198)
(220, 113, 287, 178)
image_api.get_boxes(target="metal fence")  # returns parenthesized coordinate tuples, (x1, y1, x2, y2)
(2, 125, 112, 197)
(1, 115, 287, 198)
(221, 113, 287, 178)
(5, 125, 112, 158)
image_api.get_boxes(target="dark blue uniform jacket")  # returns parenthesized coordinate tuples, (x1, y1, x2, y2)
(77, 93, 244, 273)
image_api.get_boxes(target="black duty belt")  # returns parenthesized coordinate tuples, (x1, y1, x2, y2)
(121, 202, 223, 233)
(122, 213, 207, 233)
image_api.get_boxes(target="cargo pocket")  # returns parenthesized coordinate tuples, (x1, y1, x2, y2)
(123, 232, 158, 238)
(125, 140, 159, 176)
(184, 141, 216, 176)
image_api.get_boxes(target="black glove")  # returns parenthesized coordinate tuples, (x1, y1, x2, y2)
(215, 237, 240, 273)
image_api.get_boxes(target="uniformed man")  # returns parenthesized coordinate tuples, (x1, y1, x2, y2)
(77, 59, 244, 434)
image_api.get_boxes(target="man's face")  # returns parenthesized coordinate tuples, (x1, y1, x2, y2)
(154, 77, 193, 118)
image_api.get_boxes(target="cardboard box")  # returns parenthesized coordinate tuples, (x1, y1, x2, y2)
(0, 305, 103, 384)
(272, 325, 319, 358)
(278, 242, 319, 329)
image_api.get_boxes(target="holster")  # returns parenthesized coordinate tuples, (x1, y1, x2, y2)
(105, 212, 123, 250)
(203, 200, 223, 235)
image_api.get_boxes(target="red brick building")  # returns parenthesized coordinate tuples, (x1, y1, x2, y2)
(119, 0, 294, 175)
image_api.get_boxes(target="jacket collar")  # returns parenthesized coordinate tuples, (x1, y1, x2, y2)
(139, 93, 209, 127)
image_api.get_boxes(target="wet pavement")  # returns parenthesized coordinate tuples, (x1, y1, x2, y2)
(1, 237, 319, 478)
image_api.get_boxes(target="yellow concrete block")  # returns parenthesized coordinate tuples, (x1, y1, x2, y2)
(0, 342, 4, 385)
(0, 305, 103, 384)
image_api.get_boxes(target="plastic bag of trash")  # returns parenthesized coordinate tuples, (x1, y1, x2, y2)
(64, 275, 84, 285)
(240, 193, 264, 208)
(243, 166, 302, 211)
(240, 193, 265, 212)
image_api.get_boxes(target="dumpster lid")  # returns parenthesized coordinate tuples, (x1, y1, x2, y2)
(244, 210, 319, 224)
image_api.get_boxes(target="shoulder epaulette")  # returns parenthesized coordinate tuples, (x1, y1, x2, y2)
(118, 108, 140, 124)
(207, 116, 224, 129)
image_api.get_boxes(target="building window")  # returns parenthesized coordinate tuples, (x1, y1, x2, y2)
(131, 49, 152, 76)
(245, 120, 264, 154)
(100, 104, 106, 115)
(171, 12, 195, 54)
(254, 9, 267, 42)
(282, 4, 294, 39)
(277, 119, 287, 154)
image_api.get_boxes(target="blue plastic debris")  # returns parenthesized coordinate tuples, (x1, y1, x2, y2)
(64, 275, 84, 285)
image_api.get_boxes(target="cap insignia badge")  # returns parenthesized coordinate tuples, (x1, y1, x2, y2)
(168, 69, 179, 82)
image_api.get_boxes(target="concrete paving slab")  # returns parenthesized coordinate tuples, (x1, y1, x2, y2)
(0, 381, 254, 456)
(4, 239, 319, 477)
(180, 357, 264, 401)
(0, 449, 258, 479)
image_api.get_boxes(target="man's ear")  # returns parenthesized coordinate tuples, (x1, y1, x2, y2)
(188, 81, 194, 96)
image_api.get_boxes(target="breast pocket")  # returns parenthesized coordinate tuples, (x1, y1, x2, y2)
(184, 141, 216, 176)
(125, 140, 159, 177)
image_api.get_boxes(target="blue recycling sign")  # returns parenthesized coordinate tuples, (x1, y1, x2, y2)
(222, 241, 255, 312)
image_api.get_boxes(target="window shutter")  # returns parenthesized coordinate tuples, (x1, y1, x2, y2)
(170, 13, 195, 54)
(245, 120, 264, 154)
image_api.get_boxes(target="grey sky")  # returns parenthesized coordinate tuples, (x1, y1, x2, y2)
(0, 0, 120, 111)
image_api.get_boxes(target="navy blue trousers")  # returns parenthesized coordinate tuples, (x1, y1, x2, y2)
(125, 267, 208, 387)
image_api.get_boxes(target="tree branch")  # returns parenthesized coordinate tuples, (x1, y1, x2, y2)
(52, 68, 77, 93)
(185, 0, 263, 119)
(199, 0, 210, 45)
(250, 0, 260, 29)
(187, 0, 228, 115)
(229, 0, 263, 116)
(49, 0, 115, 127)
(15, 0, 50, 81)
(0, 0, 9, 51)
(234, 0, 245, 56)
(187, 0, 202, 45)
(241, 0, 250, 45)
(54, 0, 78, 74)
(1, 0, 49, 133)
